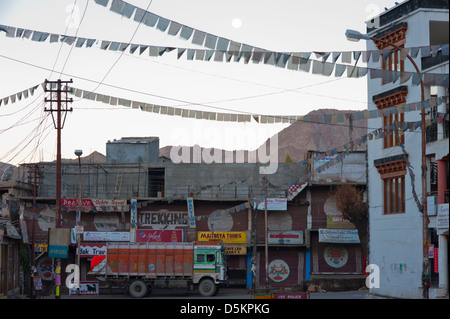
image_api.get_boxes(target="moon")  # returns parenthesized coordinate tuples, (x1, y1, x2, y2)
(232, 18, 242, 29)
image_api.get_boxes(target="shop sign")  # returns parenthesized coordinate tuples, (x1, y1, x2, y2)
(74, 225, 84, 234)
(313, 152, 337, 164)
(130, 199, 137, 225)
(37, 258, 54, 281)
(254, 198, 287, 211)
(48, 228, 71, 258)
(83, 231, 129, 242)
(318, 229, 360, 244)
(434, 248, 439, 273)
(427, 196, 437, 216)
(62, 198, 128, 211)
(136, 229, 183, 242)
(324, 246, 349, 268)
(274, 293, 309, 299)
(268, 259, 290, 283)
(225, 245, 247, 255)
(79, 243, 106, 257)
(428, 244, 434, 258)
(197, 231, 247, 244)
(33, 276, 43, 291)
(268, 231, 303, 245)
(138, 210, 188, 228)
(326, 215, 355, 229)
(34, 244, 48, 253)
(62, 198, 127, 207)
(130, 199, 137, 243)
(69, 281, 99, 295)
(437, 204, 449, 229)
(186, 197, 196, 229)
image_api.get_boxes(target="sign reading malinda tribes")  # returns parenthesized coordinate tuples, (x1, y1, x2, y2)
(138, 210, 188, 227)
(136, 229, 183, 243)
(62, 198, 128, 211)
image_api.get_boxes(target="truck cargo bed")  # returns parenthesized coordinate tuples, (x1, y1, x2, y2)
(106, 242, 194, 279)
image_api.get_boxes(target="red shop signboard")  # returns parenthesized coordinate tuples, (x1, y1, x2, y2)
(136, 229, 183, 243)
(434, 248, 439, 273)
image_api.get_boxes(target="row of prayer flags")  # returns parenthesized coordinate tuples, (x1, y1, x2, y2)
(1, 22, 448, 86)
(2, 81, 448, 131)
(68, 84, 449, 125)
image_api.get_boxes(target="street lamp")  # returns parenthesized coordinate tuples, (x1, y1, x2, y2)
(345, 29, 372, 42)
(74, 149, 83, 293)
(346, 29, 428, 294)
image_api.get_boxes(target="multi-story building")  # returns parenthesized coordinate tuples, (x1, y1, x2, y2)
(13, 136, 367, 295)
(364, 0, 449, 298)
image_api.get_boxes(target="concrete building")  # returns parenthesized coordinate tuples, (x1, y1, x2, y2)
(0, 178, 32, 298)
(365, 0, 449, 298)
(13, 136, 368, 295)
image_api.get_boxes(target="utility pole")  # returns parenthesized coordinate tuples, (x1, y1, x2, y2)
(44, 79, 73, 227)
(44, 79, 73, 299)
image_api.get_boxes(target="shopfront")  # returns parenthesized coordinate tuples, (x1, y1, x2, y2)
(309, 229, 365, 290)
(428, 203, 449, 298)
(253, 231, 306, 289)
(197, 231, 248, 286)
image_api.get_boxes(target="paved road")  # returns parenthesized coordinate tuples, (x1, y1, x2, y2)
(309, 289, 368, 299)
(40, 288, 368, 299)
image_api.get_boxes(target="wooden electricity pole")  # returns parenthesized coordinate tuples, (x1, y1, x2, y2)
(44, 79, 73, 228)
(44, 79, 73, 299)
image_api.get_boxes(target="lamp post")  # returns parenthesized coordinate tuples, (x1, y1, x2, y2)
(346, 29, 429, 293)
(75, 149, 83, 292)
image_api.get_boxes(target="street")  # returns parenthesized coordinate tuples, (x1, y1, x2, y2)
(42, 287, 369, 299)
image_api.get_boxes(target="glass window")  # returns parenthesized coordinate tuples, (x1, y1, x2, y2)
(383, 175, 405, 214)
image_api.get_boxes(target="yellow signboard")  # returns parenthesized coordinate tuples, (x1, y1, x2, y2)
(197, 231, 247, 244)
(225, 245, 247, 255)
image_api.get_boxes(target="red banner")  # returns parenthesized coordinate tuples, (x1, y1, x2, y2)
(136, 229, 183, 243)
(434, 248, 439, 273)
(62, 198, 127, 207)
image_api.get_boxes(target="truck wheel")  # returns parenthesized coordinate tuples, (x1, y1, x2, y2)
(198, 278, 217, 297)
(129, 280, 148, 298)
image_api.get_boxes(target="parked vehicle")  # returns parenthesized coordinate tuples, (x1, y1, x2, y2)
(90, 240, 227, 298)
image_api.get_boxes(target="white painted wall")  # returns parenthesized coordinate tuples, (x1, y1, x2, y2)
(366, 8, 449, 298)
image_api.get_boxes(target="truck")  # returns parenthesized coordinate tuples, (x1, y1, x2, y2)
(89, 240, 227, 298)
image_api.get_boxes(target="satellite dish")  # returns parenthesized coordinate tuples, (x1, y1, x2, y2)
(1, 166, 14, 181)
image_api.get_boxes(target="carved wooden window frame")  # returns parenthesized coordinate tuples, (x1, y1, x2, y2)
(373, 90, 407, 148)
(377, 26, 407, 85)
(375, 159, 407, 214)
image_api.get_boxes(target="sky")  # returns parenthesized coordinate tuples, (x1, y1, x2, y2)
(0, 0, 400, 166)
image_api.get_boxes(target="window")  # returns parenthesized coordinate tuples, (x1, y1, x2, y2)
(383, 175, 405, 214)
(375, 157, 407, 214)
(383, 112, 405, 148)
(148, 168, 165, 197)
(196, 253, 216, 263)
(373, 88, 408, 149)
(373, 24, 407, 86)
(382, 48, 405, 74)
